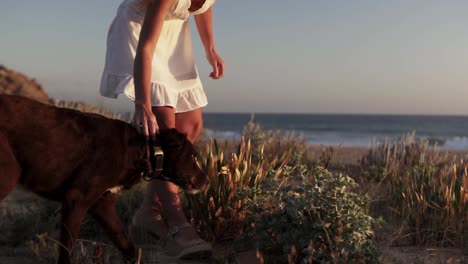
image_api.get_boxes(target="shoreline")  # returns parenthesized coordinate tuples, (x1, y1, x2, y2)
(307, 144, 468, 166)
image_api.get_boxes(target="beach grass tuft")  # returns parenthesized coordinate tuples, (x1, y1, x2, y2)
(361, 132, 468, 248)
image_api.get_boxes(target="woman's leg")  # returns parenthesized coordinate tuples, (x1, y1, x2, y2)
(133, 107, 204, 241)
(174, 108, 203, 143)
(130, 106, 176, 238)
(152, 108, 204, 241)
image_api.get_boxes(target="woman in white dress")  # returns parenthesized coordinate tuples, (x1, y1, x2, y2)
(100, 0, 224, 260)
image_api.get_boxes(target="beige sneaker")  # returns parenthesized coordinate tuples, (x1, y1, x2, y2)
(160, 223, 213, 260)
(128, 215, 176, 264)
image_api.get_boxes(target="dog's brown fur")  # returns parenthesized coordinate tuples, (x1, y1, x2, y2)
(0, 95, 208, 263)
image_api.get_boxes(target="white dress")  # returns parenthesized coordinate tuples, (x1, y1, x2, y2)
(100, 0, 215, 113)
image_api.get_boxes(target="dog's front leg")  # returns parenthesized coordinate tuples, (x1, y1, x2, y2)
(58, 192, 89, 264)
(89, 192, 138, 263)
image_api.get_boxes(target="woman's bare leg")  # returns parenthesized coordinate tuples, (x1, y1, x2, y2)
(175, 108, 203, 143)
(131, 106, 175, 238)
(154, 108, 203, 240)
(134, 107, 204, 241)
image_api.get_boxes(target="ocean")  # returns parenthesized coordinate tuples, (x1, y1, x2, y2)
(202, 113, 468, 150)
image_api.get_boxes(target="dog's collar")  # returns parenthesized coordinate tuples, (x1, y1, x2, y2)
(143, 139, 164, 181)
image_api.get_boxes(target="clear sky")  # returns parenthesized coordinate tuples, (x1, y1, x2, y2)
(1, 0, 468, 115)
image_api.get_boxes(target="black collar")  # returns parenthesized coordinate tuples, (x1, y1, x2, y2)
(143, 139, 164, 181)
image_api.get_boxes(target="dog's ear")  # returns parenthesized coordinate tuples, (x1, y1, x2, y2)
(125, 125, 146, 149)
(158, 129, 188, 149)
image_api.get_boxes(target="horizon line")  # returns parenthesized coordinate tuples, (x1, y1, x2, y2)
(201, 111, 468, 118)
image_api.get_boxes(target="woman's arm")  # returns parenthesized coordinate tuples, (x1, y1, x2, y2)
(135, 0, 174, 105)
(133, 0, 175, 136)
(194, 7, 225, 79)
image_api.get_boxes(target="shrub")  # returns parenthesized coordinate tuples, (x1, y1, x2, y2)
(242, 165, 380, 263)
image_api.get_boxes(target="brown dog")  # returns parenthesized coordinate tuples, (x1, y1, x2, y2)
(0, 95, 208, 263)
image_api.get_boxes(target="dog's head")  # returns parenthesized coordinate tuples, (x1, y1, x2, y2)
(148, 129, 208, 194)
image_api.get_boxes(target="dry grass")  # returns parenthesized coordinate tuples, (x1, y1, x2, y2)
(361, 133, 468, 248)
(184, 136, 292, 242)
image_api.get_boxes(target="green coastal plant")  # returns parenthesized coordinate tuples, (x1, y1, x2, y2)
(242, 165, 379, 263)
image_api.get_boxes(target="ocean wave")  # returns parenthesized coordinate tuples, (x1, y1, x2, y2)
(203, 129, 242, 141)
(442, 137, 468, 150)
(299, 133, 468, 150)
(202, 127, 468, 150)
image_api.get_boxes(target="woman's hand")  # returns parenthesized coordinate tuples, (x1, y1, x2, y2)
(132, 103, 158, 140)
(194, 7, 224, 80)
(206, 49, 225, 79)
(132, 0, 173, 140)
